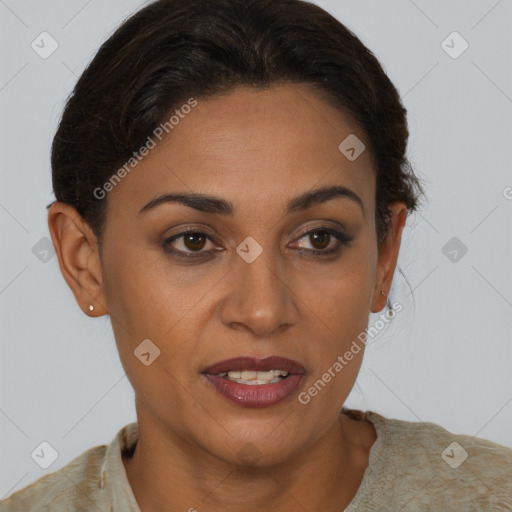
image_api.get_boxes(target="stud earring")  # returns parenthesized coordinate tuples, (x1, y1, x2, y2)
(380, 290, 386, 296)
(89, 304, 94, 312)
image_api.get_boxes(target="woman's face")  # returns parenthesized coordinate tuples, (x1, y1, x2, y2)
(55, 83, 406, 466)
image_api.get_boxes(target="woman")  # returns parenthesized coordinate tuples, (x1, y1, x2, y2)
(2, 0, 510, 510)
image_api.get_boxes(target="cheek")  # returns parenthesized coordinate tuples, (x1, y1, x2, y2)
(101, 240, 215, 393)
(101, 235, 204, 336)
(304, 247, 376, 335)
(307, 279, 368, 378)
(295, 245, 375, 408)
(102, 224, 375, 404)
(102, 256, 204, 421)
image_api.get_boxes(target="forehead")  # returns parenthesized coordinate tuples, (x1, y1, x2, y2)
(106, 83, 376, 221)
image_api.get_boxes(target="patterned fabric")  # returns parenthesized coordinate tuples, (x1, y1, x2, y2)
(1, 410, 511, 511)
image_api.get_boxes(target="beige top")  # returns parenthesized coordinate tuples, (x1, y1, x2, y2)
(1, 410, 511, 511)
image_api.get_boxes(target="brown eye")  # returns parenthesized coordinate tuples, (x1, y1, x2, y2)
(293, 227, 354, 256)
(163, 230, 217, 258)
(183, 232, 207, 251)
(309, 230, 330, 250)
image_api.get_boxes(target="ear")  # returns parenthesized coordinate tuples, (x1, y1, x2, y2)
(370, 201, 408, 313)
(47, 202, 107, 316)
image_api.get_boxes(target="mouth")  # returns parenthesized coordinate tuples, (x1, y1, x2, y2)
(201, 356, 305, 408)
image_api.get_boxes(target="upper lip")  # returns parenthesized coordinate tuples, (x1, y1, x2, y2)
(202, 356, 305, 375)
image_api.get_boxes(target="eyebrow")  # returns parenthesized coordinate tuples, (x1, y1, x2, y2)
(138, 185, 364, 217)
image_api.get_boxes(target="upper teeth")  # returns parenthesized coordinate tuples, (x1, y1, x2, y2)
(217, 370, 289, 384)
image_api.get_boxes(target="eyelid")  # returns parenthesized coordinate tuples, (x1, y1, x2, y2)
(292, 226, 352, 252)
(294, 221, 346, 238)
(162, 224, 353, 259)
(163, 228, 217, 252)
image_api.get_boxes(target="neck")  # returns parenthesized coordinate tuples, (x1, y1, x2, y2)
(122, 406, 373, 512)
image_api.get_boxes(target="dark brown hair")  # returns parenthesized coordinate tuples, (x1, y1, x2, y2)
(48, 0, 428, 418)
(49, 0, 425, 240)
(48, 0, 426, 321)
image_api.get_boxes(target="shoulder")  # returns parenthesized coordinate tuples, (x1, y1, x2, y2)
(0, 444, 108, 511)
(364, 410, 512, 509)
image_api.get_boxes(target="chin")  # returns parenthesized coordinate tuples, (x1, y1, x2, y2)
(203, 416, 310, 468)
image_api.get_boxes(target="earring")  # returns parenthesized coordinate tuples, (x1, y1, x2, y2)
(89, 304, 94, 312)
(379, 290, 393, 314)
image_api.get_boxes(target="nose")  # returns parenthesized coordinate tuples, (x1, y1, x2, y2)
(220, 247, 300, 338)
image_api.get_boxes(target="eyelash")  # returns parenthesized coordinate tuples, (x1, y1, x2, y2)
(162, 227, 354, 260)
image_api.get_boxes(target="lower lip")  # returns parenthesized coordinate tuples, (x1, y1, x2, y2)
(203, 374, 304, 408)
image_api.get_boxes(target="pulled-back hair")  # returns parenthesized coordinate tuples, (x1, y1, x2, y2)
(49, 0, 425, 250)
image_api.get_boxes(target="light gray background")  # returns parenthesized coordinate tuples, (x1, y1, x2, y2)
(1, 0, 511, 499)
